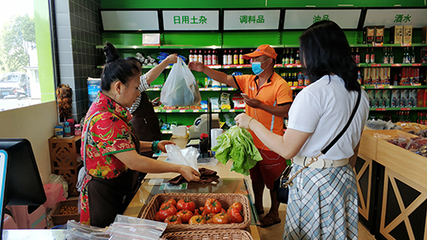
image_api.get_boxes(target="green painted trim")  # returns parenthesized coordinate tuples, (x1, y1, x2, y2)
(34, 0, 55, 102)
(101, 0, 426, 8)
(369, 107, 427, 111)
(363, 85, 427, 89)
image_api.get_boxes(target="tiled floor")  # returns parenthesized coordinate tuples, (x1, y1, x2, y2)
(245, 176, 376, 240)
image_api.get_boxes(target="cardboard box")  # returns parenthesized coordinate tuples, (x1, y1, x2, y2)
(382, 90, 391, 108)
(367, 90, 376, 107)
(403, 25, 413, 44)
(417, 89, 425, 107)
(400, 89, 409, 107)
(364, 26, 375, 44)
(375, 26, 385, 43)
(422, 26, 427, 44)
(390, 26, 403, 44)
(374, 90, 383, 108)
(391, 89, 400, 108)
(408, 89, 417, 107)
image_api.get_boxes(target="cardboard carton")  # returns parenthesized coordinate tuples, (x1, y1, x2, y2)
(390, 26, 403, 44)
(364, 26, 375, 44)
(375, 26, 385, 44)
(403, 25, 413, 44)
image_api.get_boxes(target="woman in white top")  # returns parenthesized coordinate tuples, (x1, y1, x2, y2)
(235, 20, 369, 239)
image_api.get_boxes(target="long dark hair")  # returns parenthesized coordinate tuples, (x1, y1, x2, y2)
(299, 20, 360, 91)
(101, 42, 139, 91)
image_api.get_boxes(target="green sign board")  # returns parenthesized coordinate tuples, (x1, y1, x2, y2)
(223, 9, 281, 30)
(101, 10, 159, 31)
(283, 9, 361, 29)
(162, 10, 219, 31)
(364, 8, 427, 28)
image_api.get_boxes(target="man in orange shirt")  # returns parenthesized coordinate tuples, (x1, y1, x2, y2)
(189, 45, 293, 227)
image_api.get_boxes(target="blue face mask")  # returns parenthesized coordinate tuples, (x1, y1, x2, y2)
(251, 59, 270, 75)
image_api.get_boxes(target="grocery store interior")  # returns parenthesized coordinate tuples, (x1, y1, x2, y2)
(1, 0, 427, 239)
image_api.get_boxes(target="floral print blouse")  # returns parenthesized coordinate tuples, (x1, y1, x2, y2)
(80, 92, 136, 225)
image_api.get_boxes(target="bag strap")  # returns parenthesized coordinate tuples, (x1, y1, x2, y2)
(321, 88, 362, 154)
(283, 89, 361, 187)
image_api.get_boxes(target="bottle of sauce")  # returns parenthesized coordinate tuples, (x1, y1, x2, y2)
(239, 49, 244, 65)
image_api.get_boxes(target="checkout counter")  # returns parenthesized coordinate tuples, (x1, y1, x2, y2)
(123, 136, 261, 240)
(355, 129, 427, 240)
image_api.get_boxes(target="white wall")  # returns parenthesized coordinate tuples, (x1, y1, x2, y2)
(0, 101, 58, 184)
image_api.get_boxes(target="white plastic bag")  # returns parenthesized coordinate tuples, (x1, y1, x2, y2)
(165, 144, 199, 172)
(160, 58, 201, 106)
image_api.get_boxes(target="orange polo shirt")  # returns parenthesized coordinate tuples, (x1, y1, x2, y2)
(233, 72, 293, 151)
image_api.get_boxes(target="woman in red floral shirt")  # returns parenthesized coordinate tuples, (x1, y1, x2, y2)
(79, 42, 200, 227)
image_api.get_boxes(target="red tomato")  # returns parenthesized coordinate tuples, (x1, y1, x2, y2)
(161, 199, 177, 209)
(164, 215, 182, 224)
(157, 203, 177, 221)
(194, 207, 204, 215)
(188, 215, 206, 224)
(220, 208, 226, 213)
(228, 207, 244, 223)
(212, 213, 231, 224)
(204, 198, 222, 214)
(229, 202, 243, 212)
(176, 198, 196, 212)
(176, 210, 193, 223)
(154, 211, 161, 221)
(204, 212, 215, 223)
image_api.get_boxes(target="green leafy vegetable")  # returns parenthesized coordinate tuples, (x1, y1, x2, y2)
(212, 126, 262, 175)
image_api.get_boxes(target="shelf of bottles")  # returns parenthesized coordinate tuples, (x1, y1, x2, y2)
(154, 108, 245, 113)
(146, 87, 237, 92)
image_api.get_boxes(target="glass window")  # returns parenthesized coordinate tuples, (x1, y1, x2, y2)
(0, 0, 54, 111)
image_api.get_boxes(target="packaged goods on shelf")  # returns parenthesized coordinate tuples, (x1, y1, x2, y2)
(390, 25, 404, 44)
(400, 89, 409, 107)
(382, 90, 391, 108)
(417, 89, 425, 107)
(391, 90, 401, 108)
(374, 26, 385, 43)
(404, 25, 413, 45)
(408, 89, 418, 107)
(220, 92, 231, 110)
(366, 119, 402, 130)
(211, 97, 220, 110)
(232, 94, 245, 109)
(364, 26, 375, 44)
(367, 90, 375, 107)
(374, 90, 383, 108)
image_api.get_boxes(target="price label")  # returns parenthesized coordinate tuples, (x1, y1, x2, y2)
(401, 108, 411, 111)
(166, 110, 172, 113)
(179, 110, 186, 113)
(376, 108, 386, 111)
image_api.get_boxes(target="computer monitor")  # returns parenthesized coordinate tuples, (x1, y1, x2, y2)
(0, 138, 46, 208)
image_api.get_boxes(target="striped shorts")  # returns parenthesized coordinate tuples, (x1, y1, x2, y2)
(283, 164, 358, 240)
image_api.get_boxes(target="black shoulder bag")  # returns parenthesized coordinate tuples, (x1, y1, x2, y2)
(274, 90, 361, 204)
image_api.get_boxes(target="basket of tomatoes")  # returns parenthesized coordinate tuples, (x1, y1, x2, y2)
(162, 229, 254, 240)
(140, 193, 250, 232)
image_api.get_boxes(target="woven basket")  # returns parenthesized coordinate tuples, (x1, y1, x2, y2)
(162, 229, 254, 240)
(140, 193, 251, 232)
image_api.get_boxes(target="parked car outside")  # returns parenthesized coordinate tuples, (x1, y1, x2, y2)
(0, 72, 30, 99)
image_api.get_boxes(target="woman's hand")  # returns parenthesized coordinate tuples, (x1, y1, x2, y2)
(179, 165, 201, 182)
(164, 54, 178, 65)
(157, 140, 176, 152)
(235, 113, 254, 129)
(188, 61, 205, 72)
